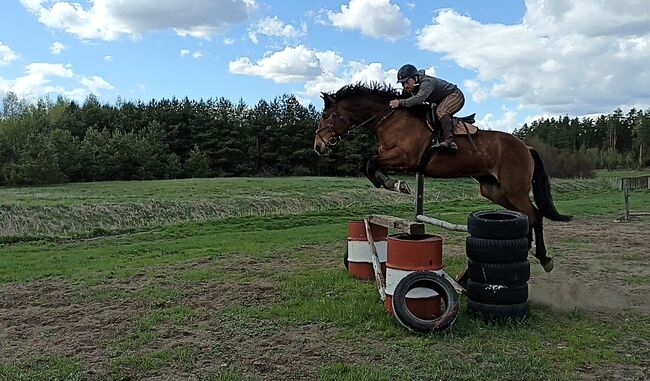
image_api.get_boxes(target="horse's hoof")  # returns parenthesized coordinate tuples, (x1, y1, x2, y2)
(541, 257, 554, 273)
(397, 180, 411, 194)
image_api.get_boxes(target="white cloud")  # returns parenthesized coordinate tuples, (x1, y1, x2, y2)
(248, 16, 306, 44)
(416, 1, 650, 115)
(50, 41, 65, 55)
(463, 79, 487, 103)
(327, 0, 410, 41)
(104, 55, 113, 61)
(0, 42, 19, 65)
(20, 0, 256, 41)
(229, 45, 334, 83)
(79, 75, 113, 93)
(0, 62, 113, 101)
(180, 49, 202, 58)
(475, 107, 519, 132)
(230, 44, 401, 103)
(223, 37, 235, 45)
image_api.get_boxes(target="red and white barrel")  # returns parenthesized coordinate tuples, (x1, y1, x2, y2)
(347, 221, 388, 281)
(385, 234, 443, 319)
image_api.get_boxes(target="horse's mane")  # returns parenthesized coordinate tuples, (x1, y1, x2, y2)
(325, 82, 400, 107)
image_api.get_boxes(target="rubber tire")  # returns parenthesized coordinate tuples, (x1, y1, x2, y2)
(343, 247, 349, 270)
(467, 259, 530, 285)
(466, 237, 529, 264)
(467, 210, 529, 240)
(391, 272, 460, 334)
(467, 279, 528, 305)
(467, 300, 529, 322)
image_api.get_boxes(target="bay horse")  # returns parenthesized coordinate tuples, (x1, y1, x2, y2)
(313, 83, 572, 272)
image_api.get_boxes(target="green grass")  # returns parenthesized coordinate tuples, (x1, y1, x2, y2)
(3, 173, 645, 240)
(1, 174, 649, 380)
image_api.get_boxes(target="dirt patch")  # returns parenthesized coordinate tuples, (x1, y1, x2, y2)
(528, 216, 650, 313)
(0, 243, 350, 379)
(0, 279, 132, 372)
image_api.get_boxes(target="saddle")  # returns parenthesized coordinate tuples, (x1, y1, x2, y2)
(416, 104, 479, 173)
(425, 105, 479, 135)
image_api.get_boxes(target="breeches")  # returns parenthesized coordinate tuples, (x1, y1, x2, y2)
(435, 89, 465, 120)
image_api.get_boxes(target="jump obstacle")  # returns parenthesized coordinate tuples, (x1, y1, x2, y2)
(347, 173, 535, 332)
(347, 173, 466, 333)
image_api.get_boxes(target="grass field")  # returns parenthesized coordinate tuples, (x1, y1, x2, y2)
(1, 171, 649, 380)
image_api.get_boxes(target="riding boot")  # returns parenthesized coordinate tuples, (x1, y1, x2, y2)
(431, 116, 458, 151)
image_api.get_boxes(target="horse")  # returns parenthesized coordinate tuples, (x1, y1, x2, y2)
(313, 83, 572, 272)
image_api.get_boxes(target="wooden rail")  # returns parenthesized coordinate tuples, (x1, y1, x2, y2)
(621, 176, 650, 222)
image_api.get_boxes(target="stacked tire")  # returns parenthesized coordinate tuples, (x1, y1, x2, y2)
(465, 210, 531, 322)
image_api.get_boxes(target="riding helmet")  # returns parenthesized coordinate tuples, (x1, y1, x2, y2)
(397, 64, 418, 83)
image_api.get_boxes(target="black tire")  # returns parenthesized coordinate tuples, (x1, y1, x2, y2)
(391, 272, 460, 334)
(467, 210, 529, 240)
(467, 259, 530, 285)
(343, 247, 349, 270)
(467, 300, 529, 322)
(467, 279, 528, 305)
(466, 237, 529, 263)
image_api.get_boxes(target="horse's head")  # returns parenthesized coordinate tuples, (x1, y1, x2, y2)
(313, 92, 354, 155)
(314, 83, 398, 155)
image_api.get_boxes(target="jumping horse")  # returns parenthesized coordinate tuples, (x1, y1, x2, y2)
(313, 83, 572, 272)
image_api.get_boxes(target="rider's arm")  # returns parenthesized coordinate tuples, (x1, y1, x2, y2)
(399, 78, 434, 107)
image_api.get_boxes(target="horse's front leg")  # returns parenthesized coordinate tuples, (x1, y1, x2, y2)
(359, 158, 383, 188)
(363, 151, 413, 194)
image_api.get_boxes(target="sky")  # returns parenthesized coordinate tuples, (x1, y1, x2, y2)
(1, 0, 649, 132)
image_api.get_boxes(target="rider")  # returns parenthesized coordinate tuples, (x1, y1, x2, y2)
(389, 64, 465, 151)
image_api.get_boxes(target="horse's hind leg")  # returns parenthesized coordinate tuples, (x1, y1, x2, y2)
(500, 182, 554, 272)
(477, 178, 533, 248)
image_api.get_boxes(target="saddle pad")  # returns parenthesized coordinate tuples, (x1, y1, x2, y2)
(454, 121, 478, 135)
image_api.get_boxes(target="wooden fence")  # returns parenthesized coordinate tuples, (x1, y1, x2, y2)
(621, 176, 650, 221)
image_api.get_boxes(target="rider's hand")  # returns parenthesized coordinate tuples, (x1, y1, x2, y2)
(389, 99, 400, 108)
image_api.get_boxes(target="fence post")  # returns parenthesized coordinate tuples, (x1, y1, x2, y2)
(623, 178, 630, 222)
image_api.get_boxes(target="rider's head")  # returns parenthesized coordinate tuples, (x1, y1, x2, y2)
(397, 64, 419, 93)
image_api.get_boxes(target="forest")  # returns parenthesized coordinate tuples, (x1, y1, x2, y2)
(1, 91, 648, 185)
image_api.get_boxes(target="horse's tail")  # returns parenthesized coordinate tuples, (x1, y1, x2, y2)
(530, 148, 573, 222)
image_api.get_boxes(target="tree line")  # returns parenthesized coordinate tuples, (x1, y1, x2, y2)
(0, 92, 376, 185)
(1, 91, 648, 186)
(514, 108, 650, 176)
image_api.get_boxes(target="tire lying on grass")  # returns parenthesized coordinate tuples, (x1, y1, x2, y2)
(467, 259, 530, 285)
(466, 279, 528, 305)
(465, 236, 529, 263)
(467, 300, 529, 322)
(467, 210, 529, 240)
(391, 272, 460, 334)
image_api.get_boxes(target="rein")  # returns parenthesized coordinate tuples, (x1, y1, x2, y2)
(316, 106, 395, 147)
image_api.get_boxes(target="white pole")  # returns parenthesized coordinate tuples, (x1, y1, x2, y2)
(363, 218, 386, 302)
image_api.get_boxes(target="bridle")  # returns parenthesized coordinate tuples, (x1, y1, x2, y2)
(315, 106, 394, 148)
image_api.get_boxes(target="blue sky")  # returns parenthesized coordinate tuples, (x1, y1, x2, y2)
(1, 0, 649, 131)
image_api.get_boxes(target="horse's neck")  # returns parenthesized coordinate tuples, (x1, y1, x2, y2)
(376, 110, 431, 150)
(346, 99, 387, 121)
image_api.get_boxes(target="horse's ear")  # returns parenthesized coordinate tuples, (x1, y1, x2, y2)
(321, 92, 335, 107)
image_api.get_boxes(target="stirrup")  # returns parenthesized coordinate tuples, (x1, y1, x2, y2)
(431, 140, 458, 152)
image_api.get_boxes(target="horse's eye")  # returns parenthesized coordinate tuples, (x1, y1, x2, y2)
(322, 113, 330, 119)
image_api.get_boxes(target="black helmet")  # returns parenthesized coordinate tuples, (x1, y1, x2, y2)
(397, 64, 418, 83)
